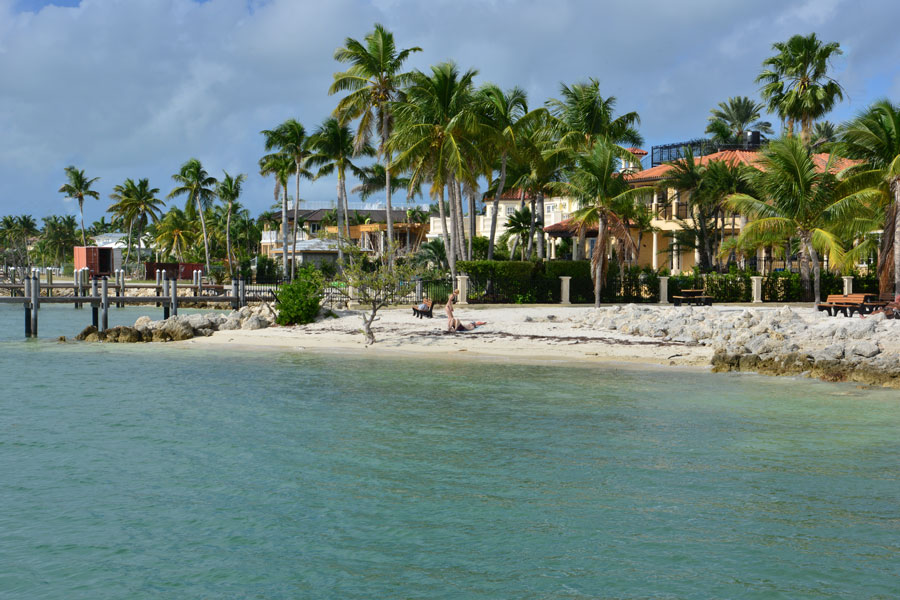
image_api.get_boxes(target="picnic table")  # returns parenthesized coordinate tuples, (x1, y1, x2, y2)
(672, 288, 713, 307)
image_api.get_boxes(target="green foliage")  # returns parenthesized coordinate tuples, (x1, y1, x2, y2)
(275, 265, 325, 326)
(544, 260, 591, 279)
(456, 260, 538, 281)
(255, 255, 278, 283)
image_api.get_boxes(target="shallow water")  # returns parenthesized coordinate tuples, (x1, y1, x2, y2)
(1, 307, 898, 598)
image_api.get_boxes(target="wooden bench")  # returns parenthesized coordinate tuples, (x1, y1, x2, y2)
(672, 289, 713, 307)
(816, 293, 874, 317)
(412, 299, 434, 318)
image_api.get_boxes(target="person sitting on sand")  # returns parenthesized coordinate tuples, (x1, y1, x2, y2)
(447, 317, 487, 332)
(862, 294, 900, 319)
(445, 289, 459, 330)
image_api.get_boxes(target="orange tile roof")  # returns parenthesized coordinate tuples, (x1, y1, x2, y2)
(627, 147, 648, 156)
(625, 149, 860, 185)
(543, 218, 598, 237)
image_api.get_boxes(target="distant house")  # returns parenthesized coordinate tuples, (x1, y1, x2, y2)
(268, 238, 344, 269)
(260, 208, 428, 266)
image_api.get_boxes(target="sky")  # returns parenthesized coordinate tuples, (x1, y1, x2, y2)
(1, 0, 898, 224)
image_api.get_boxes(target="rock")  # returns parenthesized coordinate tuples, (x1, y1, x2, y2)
(134, 315, 152, 331)
(849, 341, 881, 358)
(219, 316, 241, 331)
(75, 325, 98, 341)
(112, 326, 142, 343)
(820, 344, 844, 360)
(241, 315, 267, 330)
(161, 318, 195, 341)
(57, 336, 66, 343)
(151, 329, 173, 342)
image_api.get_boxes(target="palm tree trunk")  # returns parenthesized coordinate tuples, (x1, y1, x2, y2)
(894, 182, 900, 295)
(487, 154, 507, 261)
(197, 195, 212, 276)
(799, 232, 812, 301)
(453, 180, 466, 261)
(526, 195, 537, 259)
(438, 187, 451, 262)
(136, 221, 143, 277)
(226, 202, 234, 278)
(537, 191, 545, 259)
(291, 163, 301, 280)
(808, 239, 821, 303)
(383, 112, 394, 262)
(123, 218, 133, 270)
(593, 213, 608, 308)
(79, 199, 86, 246)
(445, 186, 457, 282)
(335, 178, 344, 264)
(467, 187, 475, 261)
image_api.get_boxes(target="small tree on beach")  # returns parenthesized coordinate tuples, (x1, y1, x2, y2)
(337, 241, 421, 345)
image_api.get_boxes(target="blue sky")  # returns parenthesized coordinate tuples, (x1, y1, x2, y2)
(1, 0, 898, 223)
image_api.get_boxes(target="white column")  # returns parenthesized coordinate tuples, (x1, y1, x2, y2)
(550, 239, 556, 260)
(658, 276, 669, 304)
(651, 191, 659, 217)
(456, 275, 469, 305)
(842, 276, 853, 295)
(560, 276, 571, 305)
(751, 276, 763, 303)
(652, 232, 659, 270)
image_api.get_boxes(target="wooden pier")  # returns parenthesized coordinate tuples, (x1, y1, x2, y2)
(3, 270, 262, 338)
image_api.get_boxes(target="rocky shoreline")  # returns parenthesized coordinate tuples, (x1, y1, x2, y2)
(74, 304, 277, 343)
(577, 304, 900, 388)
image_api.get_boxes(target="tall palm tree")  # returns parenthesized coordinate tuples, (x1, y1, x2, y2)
(217, 172, 246, 277)
(476, 83, 544, 259)
(389, 62, 483, 278)
(58, 166, 100, 246)
(308, 117, 374, 262)
(504, 206, 535, 260)
(330, 23, 422, 254)
(726, 137, 845, 302)
(838, 100, 900, 294)
(550, 141, 643, 306)
(657, 147, 714, 270)
(260, 119, 313, 278)
(705, 96, 773, 143)
(757, 33, 844, 145)
(258, 152, 294, 277)
(169, 159, 217, 274)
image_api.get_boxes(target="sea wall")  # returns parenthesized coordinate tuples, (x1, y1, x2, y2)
(577, 305, 900, 388)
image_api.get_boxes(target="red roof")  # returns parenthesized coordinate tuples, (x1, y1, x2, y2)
(496, 188, 534, 200)
(625, 150, 859, 184)
(543, 218, 598, 238)
(627, 147, 648, 156)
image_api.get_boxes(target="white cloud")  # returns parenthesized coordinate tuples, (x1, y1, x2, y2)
(0, 0, 897, 221)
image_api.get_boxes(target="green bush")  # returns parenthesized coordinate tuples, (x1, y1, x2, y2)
(275, 265, 324, 325)
(545, 260, 591, 280)
(456, 260, 539, 280)
(256, 255, 278, 283)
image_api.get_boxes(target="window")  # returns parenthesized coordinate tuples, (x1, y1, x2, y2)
(506, 206, 515, 215)
(546, 204, 556, 213)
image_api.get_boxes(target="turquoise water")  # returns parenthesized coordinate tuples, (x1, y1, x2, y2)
(1, 306, 899, 598)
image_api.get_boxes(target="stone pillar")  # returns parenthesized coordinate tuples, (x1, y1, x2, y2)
(651, 191, 659, 217)
(456, 275, 469, 305)
(751, 276, 763, 303)
(652, 232, 659, 270)
(560, 276, 571, 305)
(550, 240, 556, 260)
(658, 276, 669, 304)
(842, 276, 853, 295)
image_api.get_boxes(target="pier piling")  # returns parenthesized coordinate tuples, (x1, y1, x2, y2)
(171, 277, 178, 317)
(24, 275, 31, 337)
(91, 277, 99, 328)
(101, 276, 109, 332)
(32, 275, 39, 337)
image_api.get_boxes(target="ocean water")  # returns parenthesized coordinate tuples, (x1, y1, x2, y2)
(1, 306, 899, 599)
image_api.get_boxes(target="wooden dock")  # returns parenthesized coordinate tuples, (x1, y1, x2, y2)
(6, 271, 267, 338)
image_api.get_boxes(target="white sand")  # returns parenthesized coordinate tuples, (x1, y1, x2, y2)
(183, 304, 716, 368)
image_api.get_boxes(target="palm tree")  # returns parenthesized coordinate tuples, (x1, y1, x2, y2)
(551, 141, 643, 306)
(838, 100, 900, 294)
(416, 238, 447, 270)
(258, 152, 294, 277)
(476, 83, 544, 260)
(757, 33, 844, 145)
(726, 137, 845, 302)
(58, 166, 100, 246)
(217, 172, 246, 277)
(308, 117, 374, 261)
(657, 147, 713, 270)
(109, 178, 164, 272)
(330, 23, 422, 255)
(154, 208, 197, 263)
(40, 215, 79, 266)
(169, 159, 217, 274)
(389, 62, 483, 278)
(546, 79, 642, 153)
(260, 119, 313, 279)
(705, 96, 773, 143)
(504, 206, 535, 260)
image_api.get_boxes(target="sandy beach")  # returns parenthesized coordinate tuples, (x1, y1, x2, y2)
(183, 304, 717, 367)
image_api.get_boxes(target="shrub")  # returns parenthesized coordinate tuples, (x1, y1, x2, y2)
(275, 265, 324, 325)
(456, 260, 539, 281)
